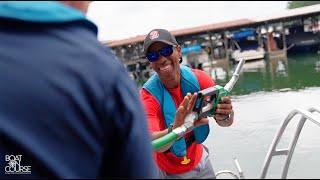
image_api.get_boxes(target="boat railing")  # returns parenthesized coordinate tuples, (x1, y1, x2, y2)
(215, 106, 320, 179)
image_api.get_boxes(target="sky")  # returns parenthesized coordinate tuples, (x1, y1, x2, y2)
(86, 1, 289, 42)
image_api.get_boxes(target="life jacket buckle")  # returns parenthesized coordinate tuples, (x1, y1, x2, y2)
(180, 156, 191, 165)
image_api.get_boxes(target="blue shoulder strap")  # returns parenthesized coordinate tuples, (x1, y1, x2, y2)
(143, 65, 210, 157)
(143, 74, 177, 129)
(180, 66, 210, 145)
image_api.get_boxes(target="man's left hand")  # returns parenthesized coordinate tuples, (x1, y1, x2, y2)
(214, 96, 234, 126)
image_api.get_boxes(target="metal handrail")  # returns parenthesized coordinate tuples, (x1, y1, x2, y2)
(260, 107, 320, 179)
(215, 107, 320, 179)
(215, 157, 244, 179)
(215, 170, 240, 179)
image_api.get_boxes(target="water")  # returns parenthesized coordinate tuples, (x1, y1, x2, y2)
(203, 53, 320, 178)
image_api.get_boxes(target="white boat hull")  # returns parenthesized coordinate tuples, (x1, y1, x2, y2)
(232, 48, 265, 61)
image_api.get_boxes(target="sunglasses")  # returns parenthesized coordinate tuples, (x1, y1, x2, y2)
(146, 45, 175, 62)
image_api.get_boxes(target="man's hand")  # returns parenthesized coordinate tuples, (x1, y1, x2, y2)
(214, 96, 234, 127)
(174, 93, 209, 129)
(173, 93, 197, 129)
(173, 95, 234, 129)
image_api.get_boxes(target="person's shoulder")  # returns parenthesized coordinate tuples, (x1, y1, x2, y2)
(96, 47, 133, 87)
(50, 24, 131, 89)
(51, 22, 125, 74)
(76, 36, 127, 82)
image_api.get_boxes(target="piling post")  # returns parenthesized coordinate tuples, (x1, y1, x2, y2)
(208, 32, 215, 76)
(223, 31, 229, 62)
(281, 22, 288, 58)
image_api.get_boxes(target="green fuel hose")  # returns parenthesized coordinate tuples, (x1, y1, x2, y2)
(151, 132, 179, 151)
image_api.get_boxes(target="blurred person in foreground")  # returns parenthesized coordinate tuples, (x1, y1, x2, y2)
(0, 1, 157, 178)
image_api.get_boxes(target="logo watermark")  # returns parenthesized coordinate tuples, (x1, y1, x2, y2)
(5, 155, 31, 175)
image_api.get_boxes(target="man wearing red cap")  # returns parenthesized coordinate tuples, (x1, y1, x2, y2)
(140, 29, 235, 178)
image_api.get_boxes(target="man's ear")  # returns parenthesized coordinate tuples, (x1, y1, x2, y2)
(176, 45, 182, 56)
(176, 45, 181, 52)
(176, 45, 183, 63)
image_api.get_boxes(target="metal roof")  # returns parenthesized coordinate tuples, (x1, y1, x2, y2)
(253, 4, 320, 23)
(103, 4, 320, 48)
(105, 19, 254, 47)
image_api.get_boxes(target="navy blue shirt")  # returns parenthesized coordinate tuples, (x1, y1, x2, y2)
(0, 2, 157, 179)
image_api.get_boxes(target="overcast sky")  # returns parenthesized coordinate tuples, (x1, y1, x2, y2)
(86, 1, 289, 41)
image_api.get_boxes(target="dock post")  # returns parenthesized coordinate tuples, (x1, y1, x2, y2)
(266, 23, 272, 60)
(223, 31, 229, 62)
(281, 22, 288, 58)
(208, 32, 215, 76)
(257, 27, 263, 49)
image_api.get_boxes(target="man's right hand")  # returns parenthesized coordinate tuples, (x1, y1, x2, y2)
(173, 92, 210, 130)
(173, 93, 198, 129)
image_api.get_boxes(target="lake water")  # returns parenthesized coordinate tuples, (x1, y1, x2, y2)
(204, 53, 320, 178)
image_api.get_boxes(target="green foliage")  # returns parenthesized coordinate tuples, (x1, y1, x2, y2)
(287, 1, 320, 9)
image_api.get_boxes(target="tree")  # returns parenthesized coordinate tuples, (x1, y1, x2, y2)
(287, 1, 320, 9)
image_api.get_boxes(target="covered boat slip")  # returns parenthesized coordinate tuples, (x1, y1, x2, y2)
(229, 28, 266, 62)
(286, 25, 320, 53)
(104, 4, 320, 84)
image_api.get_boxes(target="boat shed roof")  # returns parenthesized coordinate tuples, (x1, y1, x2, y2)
(253, 4, 320, 23)
(104, 19, 254, 48)
(103, 4, 320, 48)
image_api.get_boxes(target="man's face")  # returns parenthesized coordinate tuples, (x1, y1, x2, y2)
(148, 42, 181, 87)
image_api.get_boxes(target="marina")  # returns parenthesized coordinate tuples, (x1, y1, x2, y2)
(103, 4, 320, 85)
(101, 4, 320, 179)
(206, 53, 320, 179)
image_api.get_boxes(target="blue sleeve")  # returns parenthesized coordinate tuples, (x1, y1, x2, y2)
(100, 65, 158, 179)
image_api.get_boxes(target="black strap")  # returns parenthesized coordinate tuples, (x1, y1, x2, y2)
(185, 134, 195, 147)
(164, 134, 195, 154)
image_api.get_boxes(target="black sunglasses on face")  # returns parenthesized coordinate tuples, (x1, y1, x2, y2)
(146, 45, 175, 62)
